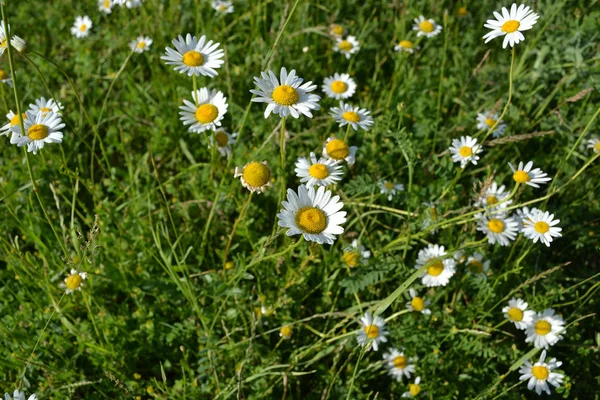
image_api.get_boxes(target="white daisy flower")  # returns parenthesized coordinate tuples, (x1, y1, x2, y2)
(342, 239, 371, 267)
(476, 111, 507, 138)
(449, 135, 483, 168)
(209, 129, 237, 159)
(586, 138, 600, 153)
(29, 96, 63, 117)
(0, 68, 12, 87)
(476, 213, 519, 246)
(483, 3, 540, 49)
(475, 182, 512, 211)
(212, 0, 234, 14)
(98, 0, 113, 13)
(334, 35, 360, 59)
(322, 72, 356, 100)
(356, 312, 388, 351)
(330, 101, 374, 131)
(509, 161, 551, 188)
(322, 137, 358, 166)
(405, 288, 431, 315)
(378, 179, 404, 201)
(466, 252, 490, 277)
(129, 36, 153, 53)
(502, 297, 535, 330)
(179, 88, 228, 133)
(250, 67, 320, 119)
(3, 390, 37, 400)
(415, 244, 457, 287)
(161, 34, 224, 77)
(0, 110, 26, 137)
(279, 325, 292, 339)
(394, 40, 417, 54)
(522, 209, 562, 247)
(63, 268, 88, 294)
(125, 0, 142, 8)
(519, 350, 564, 396)
(277, 185, 346, 245)
(329, 23, 345, 38)
(412, 16, 442, 38)
(525, 309, 565, 349)
(294, 152, 344, 187)
(0, 21, 26, 54)
(515, 206, 540, 231)
(402, 376, 423, 397)
(383, 348, 416, 382)
(11, 110, 65, 154)
(71, 16, 92, 38)
(234, 161, 272, 194)
(10, 36, 26, 52)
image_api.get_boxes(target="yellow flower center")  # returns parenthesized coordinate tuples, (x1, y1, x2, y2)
(137, 40, 146, 49)
(272, 85, 299, 106)
(595, 142, 600, 152)
(27, 124, 49, 140)
(309, 163, 329, 180)
(10, 112, 26, 127)
(507, 307, 523, 322)
(513, 170, 531, 183)
(364, 324, 379, 339)
(218, 4, 227, 11)
(342, 111, 360, 123)
(534, 221, 549, 233)
(343, 251, 359, 267)
(65, 273, 83, 291)
(182, 50, 204, 67)
(457, 6, 468, 16)
(326, 139, 350, 160)
(393, 355, 407, 369)
(338, 40, 353, 52)
(399, 40, 414, 49)
(242, 162, 270, 188)
(195, 104, 219, 124)
(280, 325, 292, 338)
(215, 130, 229, 147)
(104, 0, 110, 7)
(419, 20, 434, 33)
(330, 80, 348, 94)
(409, 383, 421, 396)
(384, 181, 395, 190)
(459, 146, 472, 157)
(501, 20, 520, 33)
(79, 24, 87, 32)
(40, 107, 52, 114)
(427, 260, 444, 276)
(532, 365, 549, 380)
(411, 297, 425, 312)
(468, 260, 483, 274)
(332, 25, 344, 36)
(295, 207, 327, 234)
(0, 69, 8, 80)
(486, 195, 498, 205)
(487, 219, 505, 233)
(534, 320, 551, 336)
(485, 118, 497, 128)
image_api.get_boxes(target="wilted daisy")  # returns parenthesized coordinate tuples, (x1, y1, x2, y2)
(394, 40, 417, 54)
(162, 34, 224, 77)
(234, 161, 271, 193)
(0, 68, 11, 86)
(402, 377, 423, 398)
(212, 0, 234, 14)
(71, 16, 92, 38)
(476, 111, 507, 138)
(449, 136, 483, 168)
(502, 297, 535, 330)
(476, 213, 519, 246)
(250, 67, 320, 119)
(63, 269, 88, 294)
(509, 161, 551, 188)
(179, 88, 228, 133)
(483, 3, 540, 48)
(378, 179, 404, 201)
(356, 312, 387, 351)
(342, 239, 371, 267)
(210, 129, 237, 158)
(98, 0, 113, 13)
(129, 36, 153, 53)
(466, 253, 490, 277)
(475, 182, 512, 210)
(334, 35, 360, 59)
(329, 23, 345, 38)
(415, 244, 456, 287)
(295, 152, 343, 187)
(277, 185, 346, 245)
(525, 309, 565, 349)
(522, 209, 562, 247)
(330, 102, 373, 131)
(3, 390, 37, 400)
(0, 110, 26, 137)
(586, 138, 600, 153)
(405, 288, 431, 315)
(383, 348, 416, 381)
(519, 350, 564, 396)
(29, 96, 63, 116)
(11, 110, 64, 154)
(279, 325, 292, 339)
(322, 137, 358, 166)
(413, 16, 442, 38)
(322, 72, 356, 100)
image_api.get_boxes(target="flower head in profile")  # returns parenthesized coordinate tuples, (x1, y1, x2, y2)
(356, 312, 387, 351)
(413, 16, 442, 38)
(402, 376, 423, 397)
(295, 152, 343, 187)
(476, 212, 519, 246)
(406, 288, 431, 315)
(483, 3, 540, 48)
(475, 182, 512, 211)
(210, 129, 237, 159)
(162, 34, 224, 77)
(322, 137, 358, 166)
(519, 350, 564, 395)
(383, 348, 416, 381)
(378, 179, 404, 201)
(329, 23, 345, 38)
(71, 16, 93, 38)
(3, 390, 37, 400)
(334, 36, 360, 59)
(342, 239, 371, 267)
(394, 40, 417, 54)
(502, 297, 535, 330)
(234, 161, 272, 194)
(509, 161, 551, 188)
(98, 0, 113, 13)
(587, 138, 600, 153)
(212, 0, 234, 14)
(129, 36, 153, 53)
(525, 309, 565, 349)
(415, 244, 456, 287)
(62, 269, 88, 294)
(11, 110, 65, 154)
(466, 252, 490, 277)
(330, 102, 373, 131)
(179, 88, 228, 133)
(0, 21, 26, 54)
(522, 209, 562, 247)
(322, 72, 356, 100)
(449, 136, 483, 168)
(476, 111, 507, 138)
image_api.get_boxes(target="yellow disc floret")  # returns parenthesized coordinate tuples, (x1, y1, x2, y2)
(10, 112, 26, 127)
(326, 139, 350, 160)
(488, 219, 505, 233)
(195, 104, 219, 124)
(332, 25, 344, 36)
(364, 324, 379, 339)
(459, 146, 472, 157)
(513, 170, 531, 183)
(399, 40, 414, 49)
(468, 260, 483, 274)
(532, 365, 549, 380)
(330, 80, 348, 94)
(0, 69, 8, 80)
(419, 20, 434, 33)
(343, 251, 359, 267)
(338, 40, 353, 51)
(79, 24, 87, 32)
(501, 20, 520, 33)
(215, 130, 229, 147)
(485, 118, 497, 128)
(242, 162, 271, 188)
(507, 307, 523, 322)
(137, 41, 146, 49)
(427, 260, 444, 276)
(272, 85, 299, 106)
(411, 297, 425, 312)
(409, 383, 421, 396)
(343, 111, 361, 123)
(182, 50, 204, 67)
(65, 273, 83, 291)
(534, 320, 551, 336)
(27, 124, 49, 140)
(534, 221, 550, 233)
(393, 355, 407, 369)
(280, 325, 292, 339)
(308, 163, 329, 179)
(486, 195, 498, 205)
(295, 207, 327, 234)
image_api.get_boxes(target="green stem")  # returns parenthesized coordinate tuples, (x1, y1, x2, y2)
(222, 192, 254, 267)
(279, 116, 287, 200)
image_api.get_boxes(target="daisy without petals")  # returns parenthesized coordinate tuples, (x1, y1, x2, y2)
(587, 138, 600, 153)
(509, 161, 551, 188)
(466, 252, 490, 277)
(162, 34, 224, 77)
(483, 3, 540, 49)
(522, 209, 562, 247)
(322, 137, 358, 166)
(277, 185, 346, 245)
(525, 309, 565, 349)
(29, 96, 63, 117)
(295, 152, 343, 187)
(406, 288, 431, 315)
(179, 88, 228, 133)
(519, 350, 564, 395)
(63, 269, 88, 294)
(0, 68, 12, 86)
(449, 136, 483, 168)
(502, 297, 535, 330)
(383, 348, 416, 382)
(329, 23, 345, 38)
(394, 40, 417, 54)
(356, 312, 388, 351)
(98, 0, 113, 13)
(250, 67, 320, 119)
(234, 161, 272, 194)
(3, 390, 38, 400)
(71, 16, 92, 38)
(212, 0, 234, 14)
(476, 213, 519, 246)
(402, 377, 423, 398)
(129, 36, 153, 53)
(475, 182, 512, 211)
(210, 129, 237, 158)
(476, 111, 507, 138)
(334, 35, 360, 59)
(413, 16, 442, 38)
(330, 101, 374, 131)
(342, 239, 371, 267)
(279, 325, 292, 339)
(378, 179, 404, 201)
(414, 244, 457, 287)
(11, 110, 64, 154)
(322, 72, 356, 100)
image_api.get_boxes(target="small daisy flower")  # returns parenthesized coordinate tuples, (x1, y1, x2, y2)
(322, 137, 358, 166)
(466, 252, 490, 277)
(342, 239, 371, 267)
(356, 312, 388, 351)
(0, 68, 12, 87)
(457, 6, 468, 17)
(11, 110, 65, 154)
(279, 325, 292, 339)
(476, 213, 519, 246)
(329, 23, 345, 38)
(129, 36, 153, 53)
(413, 16, 442, 38)
(502, 297, 535, 330)
(334, 35, 360, 59)
(519, 350, 564, 396)
(509, 161, 551, 188)
(98, 0, 113, 13)
(402, 376, 423, 398)
(378, 179, 404, 201)
(415, 244, 457, 287)
(234, 161, 272, 194)
(277, 185, 346, 245)
(210, 129, 237, 159)
(162, 34, 224, 77)
(405, 288, 431, 315)
(330, 101, 374, 131)
(3, 390, 38, 400)
(383, 348, 416, 382)
(295, 152, 344, 187)
(29, 96, 63, 117)
(125, 0, 143, 8)
(525, 309, 566, 349)
(250, 67, 320, 119)
(212, 0, 234, 14)
(394, 40, 417, 54)
(587, 138, 600, 153)
(475, 182, 512, 211)
(179, 88, 228, 133)
(476, 111, 507, 138)
(322, 72, 356, 100)
(71, 16, 92, 38)
(63, 269, 88, 294)
(449, 136, 483, 168)
(483, 3, 540, 49)
(0, 110, 26, 137)
(522, 209, 562, 247)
